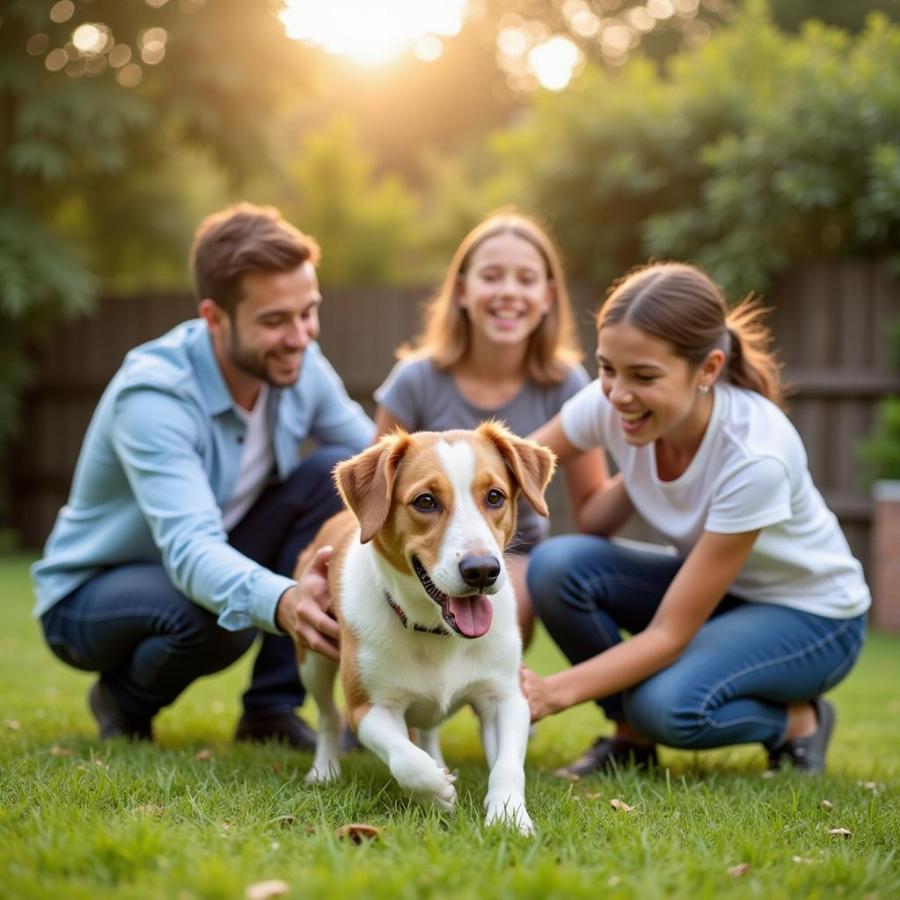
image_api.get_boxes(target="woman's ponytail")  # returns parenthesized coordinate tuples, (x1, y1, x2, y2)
(724, 299, 783, 407)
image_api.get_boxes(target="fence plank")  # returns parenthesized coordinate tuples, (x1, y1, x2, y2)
(7, 264, 899, 596)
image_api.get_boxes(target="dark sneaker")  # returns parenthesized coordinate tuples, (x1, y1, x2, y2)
(340, 722, 366, 753)
(554, 736, 658, 779)
(88, 681, 153, 741)
(235, 711, 317, 751)
(767, 697, 835, 773)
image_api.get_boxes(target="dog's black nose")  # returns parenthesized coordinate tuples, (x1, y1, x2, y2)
(459, 554, 501, 590)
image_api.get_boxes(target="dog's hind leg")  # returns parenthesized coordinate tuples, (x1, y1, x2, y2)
(300, 654, 341, 783)
(415, 726, 446, 770)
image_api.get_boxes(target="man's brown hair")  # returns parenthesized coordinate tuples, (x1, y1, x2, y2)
(190, 203, 320, 314)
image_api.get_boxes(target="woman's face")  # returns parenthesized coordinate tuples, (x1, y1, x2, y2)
(596, 321, 715, 447)
(457, 232, 554, 348)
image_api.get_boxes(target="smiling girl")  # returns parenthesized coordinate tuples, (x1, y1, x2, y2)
(374, 211, 618, 644)
(521, 262, 870, 775)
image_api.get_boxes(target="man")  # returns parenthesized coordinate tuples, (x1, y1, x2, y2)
(32, 203, 372, 747)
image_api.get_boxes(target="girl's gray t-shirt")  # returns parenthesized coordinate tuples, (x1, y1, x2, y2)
(375, 357, 590, 550)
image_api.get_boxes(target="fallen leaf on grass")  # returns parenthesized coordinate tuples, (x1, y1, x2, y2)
(50, 745, 73, 757)
(135, 804, 164, 818)
(195, 749, 213, 761)
(792, 856, 815, 864)
(609, 798, 634, 813)
(819, 799, 833, 811)
(245, 880, 289, 900)
(336, 823, 384, 843)
(760, 769, 775, 779)
(4, 720, 21, 731)
(584, 791, 603, 801)
(271, 762, 284, 773)
(727, 863, 751, 878)
(828, 827, 852, 838)
(857, 781, 879, 792)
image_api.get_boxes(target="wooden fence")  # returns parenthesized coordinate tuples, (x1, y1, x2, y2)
(8, 262, 900, 585)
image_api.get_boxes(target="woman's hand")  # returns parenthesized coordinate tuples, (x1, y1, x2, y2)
(520, 665, 567, 722)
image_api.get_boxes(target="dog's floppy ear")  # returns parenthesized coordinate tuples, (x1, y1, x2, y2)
(334, 431, 413, 543)
(478, 421, 557, 517)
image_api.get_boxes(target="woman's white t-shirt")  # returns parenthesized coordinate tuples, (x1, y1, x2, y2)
(560, 381, 870, 619)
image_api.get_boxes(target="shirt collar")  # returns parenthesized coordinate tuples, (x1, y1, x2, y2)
(186, 321, 236, 417)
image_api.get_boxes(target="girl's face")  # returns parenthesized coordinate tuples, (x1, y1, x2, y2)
(457, 232, 554, 348)
(596, 321, 719, 447)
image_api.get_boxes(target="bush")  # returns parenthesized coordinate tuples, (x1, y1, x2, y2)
(487, 0, 900, 297)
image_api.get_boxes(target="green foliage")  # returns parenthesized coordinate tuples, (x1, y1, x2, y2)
(486, 2, 900, 297)
(280, 117, 421, 287)
(0, 0, 314, 517)
(1, 554, 899, 898)
(861, 398, 900, 481)
(859, 322, 900, 482)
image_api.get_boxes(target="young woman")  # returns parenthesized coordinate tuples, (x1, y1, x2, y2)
(374, 211, 622, 644)
(521, 262, 869, 775)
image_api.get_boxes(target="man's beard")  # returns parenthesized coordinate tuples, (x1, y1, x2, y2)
(228, 330, 300, 386)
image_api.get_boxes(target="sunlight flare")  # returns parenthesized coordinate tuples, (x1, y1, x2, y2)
(280, 0, 467, 64)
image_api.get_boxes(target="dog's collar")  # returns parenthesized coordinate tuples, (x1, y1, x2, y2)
(383, 590, 450, 636)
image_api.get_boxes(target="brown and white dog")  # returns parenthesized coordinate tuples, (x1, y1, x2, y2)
(294, 422, 555, 834)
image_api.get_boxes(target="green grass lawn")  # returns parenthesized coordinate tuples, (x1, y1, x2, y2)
(1, 553, 897, 899)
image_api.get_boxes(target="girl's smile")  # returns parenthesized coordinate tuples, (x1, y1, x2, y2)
(596, 321, 721, 458)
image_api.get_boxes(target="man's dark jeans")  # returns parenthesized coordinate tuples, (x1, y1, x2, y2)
(40, 446, 351, 723)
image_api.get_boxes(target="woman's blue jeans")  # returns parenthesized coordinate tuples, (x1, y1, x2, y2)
(39, 447, 352, 723)
(527, 536, 867, 750)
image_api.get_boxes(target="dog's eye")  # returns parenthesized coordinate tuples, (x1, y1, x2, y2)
(486, 489, 505, 508)
(412, 493, 439, 512)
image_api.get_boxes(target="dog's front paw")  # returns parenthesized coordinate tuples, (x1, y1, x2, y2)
(393, 760, 457, 813)
(305, 759, 341, 784)
(484, 793, 534, 836)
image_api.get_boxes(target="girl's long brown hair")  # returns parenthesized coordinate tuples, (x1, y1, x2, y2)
(598, 262, 783, 407)
(402, 210, 582, 385)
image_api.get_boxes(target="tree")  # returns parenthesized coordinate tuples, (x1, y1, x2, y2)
(480, 2, 900, 295)
(0, 0, 314, 514)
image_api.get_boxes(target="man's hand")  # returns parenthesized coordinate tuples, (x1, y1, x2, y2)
(519, 665, 565, 723)
(276, 546, 340, 661)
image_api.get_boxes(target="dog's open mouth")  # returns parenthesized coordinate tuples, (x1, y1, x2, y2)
(411, 556, 493, 639)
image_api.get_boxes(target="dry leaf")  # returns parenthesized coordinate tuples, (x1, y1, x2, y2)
(195, 749, 213, 761)
(727, 863, 751, 878)
(50, 745, 73, 757)
(760, 769, 775, 779)
(245, 880, 289, 900)
(792, 856, 815, 864)
(584, 791, 603, 801)
(135, 804, 164, 817)
(4, 719, 21, 731)
(271, 762, 284, 773)
(828, 827, 852, 838)
(335, 823, 384, 843)
(275, 814, 296, 829)
(609, 798, 634, 813)
(819, 799, 833, 811)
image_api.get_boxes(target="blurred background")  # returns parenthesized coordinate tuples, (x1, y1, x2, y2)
(2, 0, 899, 622)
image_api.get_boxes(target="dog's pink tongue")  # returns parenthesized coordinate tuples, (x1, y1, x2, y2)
(448, 595, 493, 638)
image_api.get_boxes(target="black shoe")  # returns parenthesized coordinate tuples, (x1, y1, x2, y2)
(88, 681, 153, 741)
(235, 711, 317, 751)
(767, 697, 835, 773)
(554, 736, 658, 778)
(340, 722, 366, 753)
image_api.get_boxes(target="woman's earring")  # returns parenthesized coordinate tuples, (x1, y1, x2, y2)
(699, 384, 710, 394)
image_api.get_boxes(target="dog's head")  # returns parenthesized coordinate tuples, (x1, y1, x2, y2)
(333, 422, 556, 639)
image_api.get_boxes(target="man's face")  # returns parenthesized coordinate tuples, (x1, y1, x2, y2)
(226, 262, 322, 388)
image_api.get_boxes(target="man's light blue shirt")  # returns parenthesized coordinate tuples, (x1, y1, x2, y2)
(32, 319, 374, 633)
